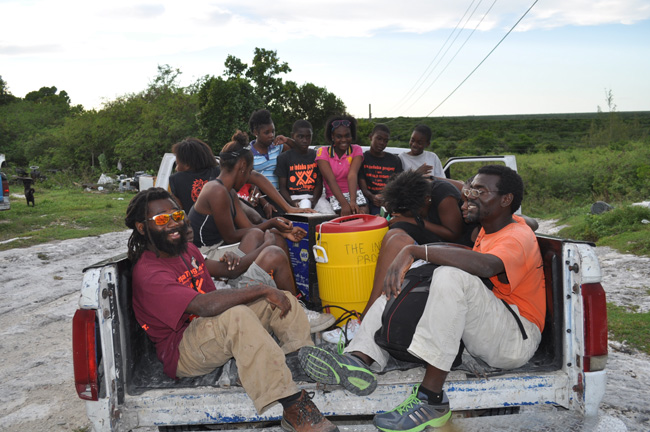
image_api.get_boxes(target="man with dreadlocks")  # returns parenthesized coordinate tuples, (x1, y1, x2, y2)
(125, 187, 338, 432)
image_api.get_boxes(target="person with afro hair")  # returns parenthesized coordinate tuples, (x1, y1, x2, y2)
(360, 169, 464, 317)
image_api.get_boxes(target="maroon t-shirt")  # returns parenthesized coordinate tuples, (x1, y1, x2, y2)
(132, 243, 216, 378)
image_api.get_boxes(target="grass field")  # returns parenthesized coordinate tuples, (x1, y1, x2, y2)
(0, 183, 132, 251)
(608, 302, 650, 356)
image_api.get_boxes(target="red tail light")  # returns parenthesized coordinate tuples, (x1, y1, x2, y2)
(582, 283, 608, 372)
(73, 309, 99, 401)
(2, 178, 8, 195)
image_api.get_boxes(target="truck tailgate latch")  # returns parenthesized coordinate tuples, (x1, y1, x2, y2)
(566, 260, 579, 273)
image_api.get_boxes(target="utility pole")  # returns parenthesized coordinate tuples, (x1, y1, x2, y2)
(369, 104, 372, 120)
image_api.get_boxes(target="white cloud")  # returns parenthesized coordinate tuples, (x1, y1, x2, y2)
(2, 0, 648, 60)
(1, 0, 648, 115)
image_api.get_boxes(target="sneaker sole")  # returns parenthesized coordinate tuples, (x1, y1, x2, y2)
(373, 409, 451, 432)
(299, 346, 377, 396)
(281, 417, 340, 432)
(280, 418, 296, 432)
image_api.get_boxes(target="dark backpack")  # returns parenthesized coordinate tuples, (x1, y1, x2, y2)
(374, 263, 464, 366)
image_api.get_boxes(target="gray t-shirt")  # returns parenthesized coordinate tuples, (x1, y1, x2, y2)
(398, 151, 445, 178)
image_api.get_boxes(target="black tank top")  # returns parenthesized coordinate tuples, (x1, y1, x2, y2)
(188, 179, 237, 247)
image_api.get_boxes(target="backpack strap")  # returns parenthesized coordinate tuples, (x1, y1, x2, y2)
(500, 300, 529, 340)
(482, 277, 528, 340)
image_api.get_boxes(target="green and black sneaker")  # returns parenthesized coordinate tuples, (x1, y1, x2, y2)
(298, 346, 377, 396)
(373, 385, 451, 432)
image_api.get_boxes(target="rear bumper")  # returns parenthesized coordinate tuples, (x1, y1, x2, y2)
(93, 369, 576, 431)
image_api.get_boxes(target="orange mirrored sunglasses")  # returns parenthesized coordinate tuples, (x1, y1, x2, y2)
(147, 210, 185, 226)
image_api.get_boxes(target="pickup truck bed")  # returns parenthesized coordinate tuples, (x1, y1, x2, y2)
(78, 234, 613, 431)
(118, 234, 563, 390)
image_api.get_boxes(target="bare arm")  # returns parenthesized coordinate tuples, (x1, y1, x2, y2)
(425, 196, 463, 240)
(521, 215, 539, 232)
(346, 155, 364, 214)
(249, 170, 315, 214)
(186, 285, 291, 318)
(383, 244, 504, 299)
(359, 176, 375, 202)
(433, 176, 464, 192)
(196, 184, 276, 244)
(389, 196, 463, 241)
(194, 183, 249, 244)
(415, 163, 433, 177)
(317, 158, 350, 214)
(274, 135, 296, 151)
(312, 174, 323, 208)
(204, 232, 276, 279)
(278, 176, 295, 206)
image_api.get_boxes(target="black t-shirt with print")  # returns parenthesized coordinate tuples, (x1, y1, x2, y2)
(274, 149, 320, 195)
(360, 151, 403, 194)
(169, 166, 220, 212)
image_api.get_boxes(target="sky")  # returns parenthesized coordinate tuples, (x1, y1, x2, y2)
(1, 0, 649, 119)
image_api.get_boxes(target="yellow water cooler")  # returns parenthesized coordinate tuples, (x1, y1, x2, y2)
(313, 215, 388, 320)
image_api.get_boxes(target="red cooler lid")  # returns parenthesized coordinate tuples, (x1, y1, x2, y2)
(316, 214, 388, 233)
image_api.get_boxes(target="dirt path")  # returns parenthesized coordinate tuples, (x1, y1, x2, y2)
(537, 220, 650, 431)
(0, 230, 130, 431)
(0, 224, 648, 431)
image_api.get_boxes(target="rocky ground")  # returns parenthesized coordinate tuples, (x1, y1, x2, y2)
(0, 222, 648, 431)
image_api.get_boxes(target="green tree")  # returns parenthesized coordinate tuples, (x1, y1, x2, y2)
(245, 48, 291, 111)
(215, 49, 346, 140)
(111, 66, 200, 172)
(197, 76, 262, 151)
(147, 65, 182, 98)
(224, 55, 248, 79)
(40, 65, 200, 173)
(0, 75, 18, 105)
(507, 133, 535, 154)
(471, 130, 499, 155)
(24, 86, 72, 106)
(291, 82, 346, 144)
(1, 85, 80, 167)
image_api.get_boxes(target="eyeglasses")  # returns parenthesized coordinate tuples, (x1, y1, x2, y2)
(462, 188, 498, 198)
(147, 210, 186, 225)
(331, 120, 351, 130)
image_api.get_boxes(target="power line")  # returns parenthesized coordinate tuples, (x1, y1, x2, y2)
(424, 0, 539, 117)
(402, 0, 497, 114)
(391, 0, 479, 114)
